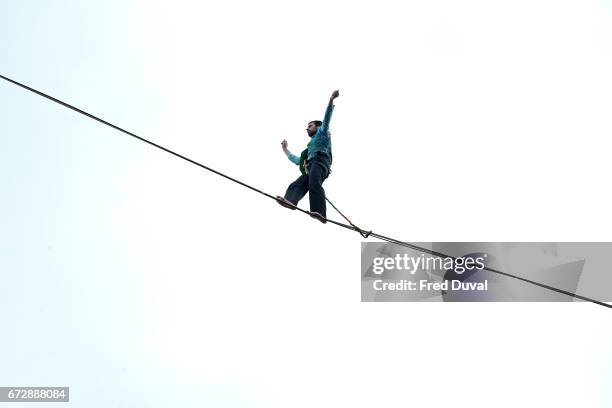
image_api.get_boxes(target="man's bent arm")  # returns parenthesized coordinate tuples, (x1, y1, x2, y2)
(281, 139, 300, 165)
(285, 149, 301, 165)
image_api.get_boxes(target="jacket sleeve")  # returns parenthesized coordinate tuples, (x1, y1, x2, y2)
(286, 150, 301, 165)
(320, 103, 334, 134)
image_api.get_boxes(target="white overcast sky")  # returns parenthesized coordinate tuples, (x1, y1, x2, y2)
(2, 1, 612, 407)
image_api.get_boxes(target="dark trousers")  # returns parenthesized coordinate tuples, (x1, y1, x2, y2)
(284, 153, 331, 217)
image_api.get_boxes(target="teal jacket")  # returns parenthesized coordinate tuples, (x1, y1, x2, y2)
(307, 103, 334, 161)
(286, 102, 334, 173)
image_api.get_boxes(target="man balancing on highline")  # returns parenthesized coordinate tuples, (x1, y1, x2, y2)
(276, 90, 339, 223)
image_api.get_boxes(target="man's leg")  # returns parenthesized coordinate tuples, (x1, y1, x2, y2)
(284, 174, 309, 205)
(308, 157, 330, 217)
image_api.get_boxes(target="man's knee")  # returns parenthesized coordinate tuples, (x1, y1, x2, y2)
(309, 180, 323, 192)
(290, 175, 307, 187)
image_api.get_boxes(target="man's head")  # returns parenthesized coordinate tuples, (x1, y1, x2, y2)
(306, 120, 322, 137)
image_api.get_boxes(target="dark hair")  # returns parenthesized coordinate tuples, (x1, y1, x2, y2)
(309, 120, 322, 127)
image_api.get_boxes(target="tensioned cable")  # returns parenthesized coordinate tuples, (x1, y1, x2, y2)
(0, 74, 276, 202)
(365, 231, 611, 307)
(2, 73, 610, 309)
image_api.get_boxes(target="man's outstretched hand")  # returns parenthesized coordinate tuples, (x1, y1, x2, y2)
(330, 90, 340, 101)
(281, 139, 288, 151)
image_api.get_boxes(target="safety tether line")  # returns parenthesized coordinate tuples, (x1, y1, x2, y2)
(2, 73, 610, 310)
(325, 197, 371, 238)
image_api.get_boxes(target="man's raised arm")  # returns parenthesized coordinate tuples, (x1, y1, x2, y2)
(321, 89, 340, 134)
